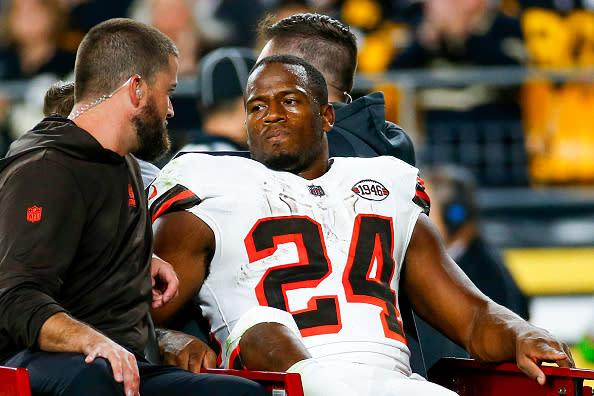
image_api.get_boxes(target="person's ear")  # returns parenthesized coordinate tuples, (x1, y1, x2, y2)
(128, 74, 144, 106)
(321, 103, 335, 132)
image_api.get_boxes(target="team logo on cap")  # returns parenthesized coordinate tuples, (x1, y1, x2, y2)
(308, 184, 325, 197)
(27, 206, 43, 223)
(352, 179, 389, 201)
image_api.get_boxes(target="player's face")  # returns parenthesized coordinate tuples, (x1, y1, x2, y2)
(245, 62, 332, 175)
(133, 55, 178, 161)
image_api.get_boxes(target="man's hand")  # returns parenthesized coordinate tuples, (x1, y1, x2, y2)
(150, 255, 179, 308)
(39, 313, 141, 396)
(84, 335, 140, 396)
(515, 327, 575, 385)
(157, 329, 217, 372)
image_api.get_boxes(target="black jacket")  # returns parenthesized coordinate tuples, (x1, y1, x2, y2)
(0, 116, 152, 363)
(457, 237, 528, 319)
(329, 92, 416, 166)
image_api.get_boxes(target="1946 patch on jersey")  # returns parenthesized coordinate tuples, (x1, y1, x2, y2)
(352, 179, 390, 201)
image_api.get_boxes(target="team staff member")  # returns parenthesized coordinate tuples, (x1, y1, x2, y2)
(42, 80, 160, 188)
(0, 18, 265, 396)
(148, 55, 573, 395)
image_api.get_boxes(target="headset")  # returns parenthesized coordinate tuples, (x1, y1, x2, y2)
(431, 166, 479, 236)
(441, 182, 474, 235)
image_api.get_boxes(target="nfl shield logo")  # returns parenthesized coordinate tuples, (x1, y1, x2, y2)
(27, 206, 42, 223)
(307, 185, 325, 197)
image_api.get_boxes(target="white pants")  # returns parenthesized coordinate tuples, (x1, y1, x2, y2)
(318, 359, 457, 396)
(226, 306, 457, 396)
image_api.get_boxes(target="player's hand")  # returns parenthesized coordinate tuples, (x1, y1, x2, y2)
(158, 329, 217, 372)
(84, 335, 140, 396)
(150, 255, 179, 308)
(515, 327, 575, 385)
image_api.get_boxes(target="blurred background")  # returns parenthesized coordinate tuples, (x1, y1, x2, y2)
(0, 0, 593, 371)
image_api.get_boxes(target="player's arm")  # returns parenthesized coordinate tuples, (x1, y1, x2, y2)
(237, 309, 356, 396)
(403, 214, 574, 384)
(150, 210, 214, 329)
(150, 210, 219, 371)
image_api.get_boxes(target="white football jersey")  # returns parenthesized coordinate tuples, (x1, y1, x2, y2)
(149, 153, 427, 374)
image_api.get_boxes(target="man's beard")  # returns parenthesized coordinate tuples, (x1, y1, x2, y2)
(132, 96, 171, 161)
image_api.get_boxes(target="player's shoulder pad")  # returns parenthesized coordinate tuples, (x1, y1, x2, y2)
(377, 157, 429, 213)
(148, 153, 258, 223)
(148, 182, 201, 224)
(147, 153, 213, 223)
(350, 156, 428, 213)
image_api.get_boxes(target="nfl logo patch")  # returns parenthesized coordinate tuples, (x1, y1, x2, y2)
(27, 205, 42, 223)
(307, 184, 325, 197)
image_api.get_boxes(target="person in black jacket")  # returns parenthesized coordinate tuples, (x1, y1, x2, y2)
(257, 13, 416, 166)
(0, 18, 265, 396)
(417, 164, 529, 369)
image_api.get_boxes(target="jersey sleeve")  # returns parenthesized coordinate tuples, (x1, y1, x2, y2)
(413, 176, 430, 215)
(0, 157, 86, 348)
(147, 156, 201, 223)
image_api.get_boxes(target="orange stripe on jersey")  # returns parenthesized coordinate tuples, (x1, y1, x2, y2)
(229, 344, 245, 370)
(415, 189, 430, 203)
(413, 178, 431, 214)
(152, 189, 197, 223)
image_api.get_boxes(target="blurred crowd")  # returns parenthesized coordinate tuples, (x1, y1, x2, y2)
(0, 0, 593, 183)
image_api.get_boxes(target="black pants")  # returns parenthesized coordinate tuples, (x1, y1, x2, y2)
(4, 349, 267, 396)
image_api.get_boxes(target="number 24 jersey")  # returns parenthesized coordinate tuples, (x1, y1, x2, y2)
(149, 153, 428, 373)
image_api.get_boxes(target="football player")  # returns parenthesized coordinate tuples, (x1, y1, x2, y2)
(149, 55, 573, 395)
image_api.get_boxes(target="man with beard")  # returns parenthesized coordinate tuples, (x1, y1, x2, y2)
(42, 80, 160, 188)
(0, 18, 266, 396)
(148, 55, 573, 395)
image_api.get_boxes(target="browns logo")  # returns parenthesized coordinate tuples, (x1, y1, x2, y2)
(352, 180, 389, 201)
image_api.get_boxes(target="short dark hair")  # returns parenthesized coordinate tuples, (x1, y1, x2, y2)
(43, 81, 75, 117)
(258, 13, 357, 93)
(250, 54, 328, 106)
(74, 18, 178, 102)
